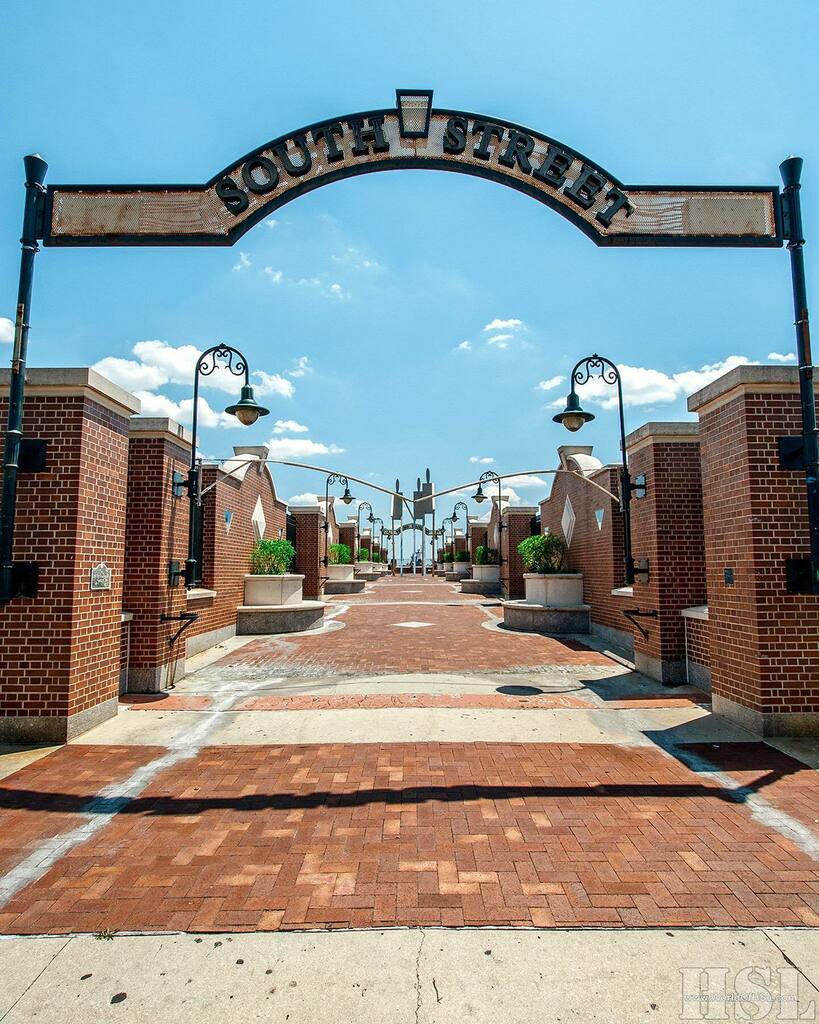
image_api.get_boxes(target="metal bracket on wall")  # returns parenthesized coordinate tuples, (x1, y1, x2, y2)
(168, 560, 184, 587)
(18, 438, 47, 473)
(8, 561, 39, 599)
(786, 557, 815, 594)
(633, 558, 650, 583)
(171, 471, 187, 498)
(159, 610, 199, 646)
(622, 607, 658, 640)
(779, 436, 807, 471)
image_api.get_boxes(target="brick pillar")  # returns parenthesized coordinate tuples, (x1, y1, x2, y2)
(122, 417, 192, 692)
(501, 507, 537, 599)
(689, 366, 819, 735)
(291, 507, 324, 599)
(625, 422, 706, 684)
(453, 533, 466, 557)
(470, 524, 488, 560)
(338, 523, 356, 560)
(0, 368, 139, 741)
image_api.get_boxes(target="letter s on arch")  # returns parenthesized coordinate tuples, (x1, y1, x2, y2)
(215, 176, 250, 216)
(443, 116, 468, 154)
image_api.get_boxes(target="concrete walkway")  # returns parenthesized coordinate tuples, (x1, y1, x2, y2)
(1, 575, 818, 1019)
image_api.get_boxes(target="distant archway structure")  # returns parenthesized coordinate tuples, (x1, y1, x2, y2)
(44, 89, 780, 249)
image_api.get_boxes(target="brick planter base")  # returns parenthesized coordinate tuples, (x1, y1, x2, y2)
(324, 579, 366, 595)
(237, 601, 325, 635)
(502, 600, 591, 635)
(461, 579, 501, 596)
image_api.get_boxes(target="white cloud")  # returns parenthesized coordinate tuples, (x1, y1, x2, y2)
(272, 419, 309, 434)
(768, 351, 797, 364)
(288, 492, 320, 505)
(252, 371, 295, 399)
(295, 276, 321, 288)
(233, 251, 251, 272)
(332, 247, 381, 271)
(265, 219, 279, 229)
(325, 282, 350, 300)
(92, 356, 167, 392)
(455, 340, 472, 352)
(505, 474, 549, 489)
(288, 356, 312, 378)
(0, 317, 13, 343)
(537, 375, 565, 392)
(487, 334, 512, 349)
(503, 487, 522, 506)
(264, 267, 283, 284)
(266, 437, 345, 459)
(133, 391, 237, 429)
(469, 456, 494, 464)
(553, 355, 756, 410)
(483, 318, 524, 333)
(131, 340, 244, 394)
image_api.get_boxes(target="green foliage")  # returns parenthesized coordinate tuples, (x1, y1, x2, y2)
(357, 547, 370, 561)
(517, 533, 567, 574)
(454, 551, 470, 562)
(250, 538, 296, 575)
(371, 551, 382, 563)
(329, 543, 352, 565)
(474, 545, 499, 566)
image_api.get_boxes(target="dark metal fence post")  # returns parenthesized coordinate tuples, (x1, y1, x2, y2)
(0, 155, 48, 604)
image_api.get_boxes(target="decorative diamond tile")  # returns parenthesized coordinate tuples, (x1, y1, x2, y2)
(561, 495, 576, 547)
(594, 508, 604, 531)
(251, 496, 266, 541)
(392, 621, 434, 629)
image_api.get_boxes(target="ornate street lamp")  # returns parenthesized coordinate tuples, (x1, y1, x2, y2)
(471, 469, 504, 567)
(322, 473, 355, 569)
(371, 516, 384, 564)
(356, 501, 373, 559)
(451, 500, 469, 561)
(441, 516, 455, 563)
(553, 352, 634, 585)
(182, 344, 269, 588)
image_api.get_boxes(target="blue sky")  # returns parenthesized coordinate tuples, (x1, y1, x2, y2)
(1, 0, 817, 525)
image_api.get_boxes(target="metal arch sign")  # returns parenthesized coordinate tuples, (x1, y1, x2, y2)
(42, 89, 782, 249)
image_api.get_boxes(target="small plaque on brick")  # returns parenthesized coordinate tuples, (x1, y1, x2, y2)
(90, 563, 112, 591)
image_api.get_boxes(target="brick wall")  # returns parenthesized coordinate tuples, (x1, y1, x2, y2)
(500, 508, 537, 599)
(470, 525, 488, 560)
(539, 448, 627, 644)
(0, 370, 139, 741)
(292, 507, 323, 599)
(690, 367, 819, 733)
(338, 523, 356, 561)
(684, 614, 710, 688)
(627, 424, 706, 682)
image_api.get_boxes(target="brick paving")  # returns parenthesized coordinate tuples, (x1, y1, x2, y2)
(214, 604, 612, 677)
(0, 746, 163, 877)
(1, 741, 818, 934)
(232, 693, 593, 711)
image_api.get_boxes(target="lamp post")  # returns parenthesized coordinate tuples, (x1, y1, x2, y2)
(371, 517, 384, 565)
(441, 516, 455, 564)
(451, 500, 469, 561)
(471, 470, 503, 568)
(182, 344, 269, 588)
(322, 473, 355, 570)
(552, 352, 635, 586)
(356, 501, 373, 560)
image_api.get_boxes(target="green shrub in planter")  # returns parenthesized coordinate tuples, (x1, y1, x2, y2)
(357, 547, 370, 561)
(329, 543, 352, 565)
(371, 551, 382, 563)
(516, 533, 567, 574)
(250, 538, 296, 575)
(474, 545, 499, 565)
(454, 551, 470, 562)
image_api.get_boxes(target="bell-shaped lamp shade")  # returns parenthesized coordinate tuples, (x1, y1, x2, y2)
(472, 483, 486, 504)
(341, 486, 354, 505)
(552, 391, 595, 433)
(226, 385, 270, 426)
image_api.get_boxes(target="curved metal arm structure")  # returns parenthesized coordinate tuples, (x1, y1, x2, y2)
(322, 473, 351, 569)
(452, 500, 469, 559)
(356, 500, 373, 558)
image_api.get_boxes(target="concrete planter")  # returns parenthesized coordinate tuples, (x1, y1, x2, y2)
(244, 574, 304, 607)
(453, 561, 470, 576)
(327, 564, 354, 582)
(472, 564, 500, 582)
(523, 573, 584, 607)
(443, 562, 453, 573)
(355, 561, 374, 574)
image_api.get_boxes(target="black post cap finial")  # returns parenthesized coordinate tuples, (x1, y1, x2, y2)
(780, 156, 803, 189)
(24, 154, 48, 186)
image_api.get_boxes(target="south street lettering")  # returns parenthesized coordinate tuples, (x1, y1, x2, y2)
(215, 113, 632, 228)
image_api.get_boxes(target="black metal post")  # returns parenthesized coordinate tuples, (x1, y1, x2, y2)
(780, 156, 819, 592)
(356, 501, 372, 561)
(0, 155, 48, 605)
(453, 500, 468, 561)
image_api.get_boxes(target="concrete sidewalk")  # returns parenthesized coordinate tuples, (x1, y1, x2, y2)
(1, 928, 817, 1023)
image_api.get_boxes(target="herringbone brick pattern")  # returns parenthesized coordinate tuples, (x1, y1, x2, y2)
(1, 742, 817, 934)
